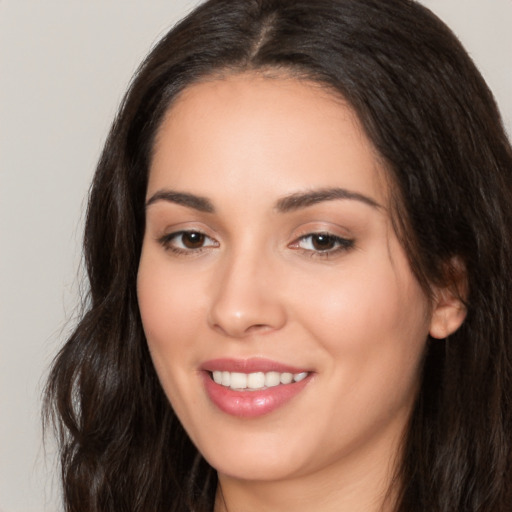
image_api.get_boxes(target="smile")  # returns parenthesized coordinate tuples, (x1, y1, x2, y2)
(201, 359, 313, 417)
(211, 370, 309, 390)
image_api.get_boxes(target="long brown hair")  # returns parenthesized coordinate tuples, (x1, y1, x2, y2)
(45, 1, 512, 510)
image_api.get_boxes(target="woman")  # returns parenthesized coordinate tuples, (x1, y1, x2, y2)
(45, 0, 512, 510)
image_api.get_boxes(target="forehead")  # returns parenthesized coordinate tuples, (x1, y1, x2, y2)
(149, 73, 388, 206)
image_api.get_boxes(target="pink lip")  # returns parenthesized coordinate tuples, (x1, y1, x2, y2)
(200, 358, 313, 418)
(200, 357, 309, 374)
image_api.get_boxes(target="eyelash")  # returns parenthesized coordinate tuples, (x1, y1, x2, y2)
(157, 230, 354, 258)
(158, 230, 219, 255)
(291, 232, 354, 258)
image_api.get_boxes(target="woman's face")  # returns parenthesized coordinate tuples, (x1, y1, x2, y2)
(137, 74, 436, 485)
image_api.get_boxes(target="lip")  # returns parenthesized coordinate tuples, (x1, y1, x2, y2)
(200, 358, 313, 418)
(200, 357, 310, 374)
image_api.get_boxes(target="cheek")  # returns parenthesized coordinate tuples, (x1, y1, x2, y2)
(137, 251, 205, 371)
(297, 264, 422, 332)
(291, 253, 431, 384)
(137, 253, 210, 431)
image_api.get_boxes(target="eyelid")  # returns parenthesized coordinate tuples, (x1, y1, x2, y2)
(157, 229, 219, 254)
(288, 226, 355, 258)
(291, 232, 353, 248)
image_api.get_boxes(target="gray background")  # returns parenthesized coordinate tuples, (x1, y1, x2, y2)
(1, 1, 510, 510)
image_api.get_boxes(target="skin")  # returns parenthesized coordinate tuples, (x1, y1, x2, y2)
(137, 73, 465, 512)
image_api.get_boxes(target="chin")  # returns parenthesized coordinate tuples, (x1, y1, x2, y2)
(211, 452, 304, 482)
(192, 425, 311, 482)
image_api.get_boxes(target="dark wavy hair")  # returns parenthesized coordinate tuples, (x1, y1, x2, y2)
(44, 0, 512, 510)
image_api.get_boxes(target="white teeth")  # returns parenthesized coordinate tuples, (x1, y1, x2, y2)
(280, 372, 293, 384)
(293, 372, 308, 382)
(210, 370, 310, 390)
(221, 371, 231, 387)
(247, 372, 265, 389)
(230, 372, 247, 389)
(265, 371, 281, 387)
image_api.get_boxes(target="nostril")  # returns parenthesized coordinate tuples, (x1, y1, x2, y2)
(246, 324, 272, 333)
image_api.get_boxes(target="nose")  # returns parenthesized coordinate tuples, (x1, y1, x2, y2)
(207, 250, 287, 338)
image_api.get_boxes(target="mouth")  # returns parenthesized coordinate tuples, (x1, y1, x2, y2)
(210, 370, 309, 391)
(201, 358, 313, 418)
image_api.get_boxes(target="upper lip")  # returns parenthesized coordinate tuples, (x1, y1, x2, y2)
(200, 357, 311, 374)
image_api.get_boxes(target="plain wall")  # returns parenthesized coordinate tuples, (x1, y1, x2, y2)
(0, 1, 510, 511)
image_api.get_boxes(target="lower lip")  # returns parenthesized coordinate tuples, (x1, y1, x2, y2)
(202, 372, 311, 418)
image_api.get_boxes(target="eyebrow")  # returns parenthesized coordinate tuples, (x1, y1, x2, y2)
(275, 187, 382, 212)
(145, 186, 382, 213)
(145, 190, 215, 213)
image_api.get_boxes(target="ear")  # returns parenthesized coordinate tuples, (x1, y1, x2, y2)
(429, 258, 467, 340)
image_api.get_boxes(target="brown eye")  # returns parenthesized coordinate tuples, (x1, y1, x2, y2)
(181, 231, 205, 248)
(310, 234, 337, 251)
(159, 230, 218, 253)
(294, 232, 354, 255)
